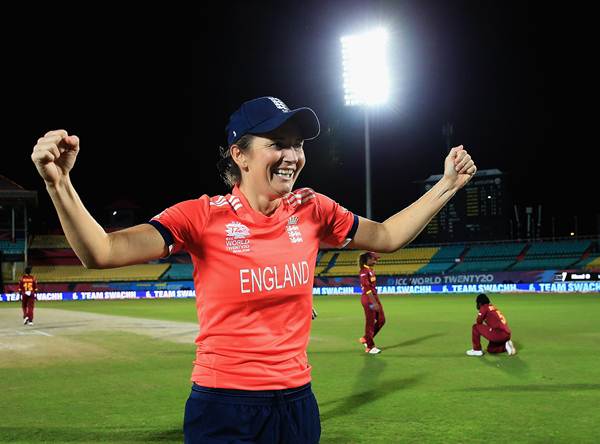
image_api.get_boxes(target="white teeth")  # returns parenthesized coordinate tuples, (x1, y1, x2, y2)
(274, 169, 294, 178)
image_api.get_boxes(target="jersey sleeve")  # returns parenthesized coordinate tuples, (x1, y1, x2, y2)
(148, 195, 210, 254)
(315, 192, 358, 247)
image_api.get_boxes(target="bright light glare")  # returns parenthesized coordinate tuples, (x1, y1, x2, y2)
(341, 28, 390, 106)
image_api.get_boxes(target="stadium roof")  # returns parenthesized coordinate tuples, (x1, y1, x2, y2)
(0, 175, 38, 206)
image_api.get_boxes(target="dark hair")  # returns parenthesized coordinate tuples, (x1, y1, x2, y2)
(216, 135, 255, 187)
(476, 293, 490, 309)
(25, 266, 32, 274)
(358, 252, 370, 268)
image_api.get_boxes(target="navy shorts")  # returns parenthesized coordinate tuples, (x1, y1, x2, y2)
(183, 382, 321, 444)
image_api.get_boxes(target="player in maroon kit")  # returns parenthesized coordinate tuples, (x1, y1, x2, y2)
(18, 266, 38, 326)
(358, 251, 384, 354)
(466, 294, 516, 356)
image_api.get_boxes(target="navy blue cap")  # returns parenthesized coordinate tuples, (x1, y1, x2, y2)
(226, 96, 320, 145)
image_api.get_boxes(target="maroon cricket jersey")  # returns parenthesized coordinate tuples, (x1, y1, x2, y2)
(476, 304, 511, 334)
(360, 265, 377, 295)
(18, 274, 38, 296)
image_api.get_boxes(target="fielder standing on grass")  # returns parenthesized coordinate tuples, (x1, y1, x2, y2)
(358, 251, 385, 354)
(18, 266, 38, 326)
(31, 96, 477, 443)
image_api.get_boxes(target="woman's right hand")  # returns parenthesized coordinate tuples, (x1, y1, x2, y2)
(31, 130, 80, 187)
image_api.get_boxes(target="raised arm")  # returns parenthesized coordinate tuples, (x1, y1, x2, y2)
(349, 145, 476, 252)
(31, 130, 167, 268)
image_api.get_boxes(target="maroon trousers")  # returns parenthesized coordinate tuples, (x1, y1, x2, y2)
(472, 324, 510, 353)
(361, 295, 385, 348)
(21, 294, 35, 321)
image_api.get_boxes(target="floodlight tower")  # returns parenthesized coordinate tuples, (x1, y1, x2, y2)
(341, 28, 390, 219)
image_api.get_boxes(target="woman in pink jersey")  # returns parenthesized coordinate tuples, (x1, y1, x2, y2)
(31, 96, 477, 443)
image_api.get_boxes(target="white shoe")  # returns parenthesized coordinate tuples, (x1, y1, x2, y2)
(466, 349, 483, 356)
(505, 340, 517, 356)
(27, 321, 34, 326)
(367, 347, 382, 354)
(23, 317, 29, 325)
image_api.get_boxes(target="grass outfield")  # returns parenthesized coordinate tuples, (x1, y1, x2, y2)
(1, 293, 599, 443)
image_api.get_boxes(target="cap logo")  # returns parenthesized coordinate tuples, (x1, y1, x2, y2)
(267, 97, 290, 112)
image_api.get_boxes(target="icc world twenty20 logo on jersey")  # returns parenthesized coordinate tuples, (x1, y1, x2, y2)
(225, 221, 251, 253)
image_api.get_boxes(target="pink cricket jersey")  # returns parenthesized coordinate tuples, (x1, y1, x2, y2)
(152, 185, 356, 389)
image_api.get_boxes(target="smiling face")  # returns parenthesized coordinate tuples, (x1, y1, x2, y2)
(234, 119, 306, 198)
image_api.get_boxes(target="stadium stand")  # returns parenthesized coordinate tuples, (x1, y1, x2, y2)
(28, 234, 80, 265)
(416, 262, 456, 274)
(314, 250, 336, 275)
(462, 243, 526, 259)
(452, 260, 516, 273)
(450, 243, 524, 272)
(363, 247, 438, 275)
(0, 239, 25, 255)
(525, 240, 591, 256)
(321, 250, 361, 276)
(321, 246, 461, 276)
(318, 239, 599, 277)
(416, 245, 465, 275)
(4, 228, 598, 286)
(20, 264, 170, 283)
(511, 258, 578, 271)
(574, 254, 600, 270)
(163, 263, 194, 280)
(29, 235, 71, 249)
(429, 245, 466, 260)
(510, 240, 592, 271)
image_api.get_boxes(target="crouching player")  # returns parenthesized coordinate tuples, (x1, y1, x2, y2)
(466, 294, 516, 356)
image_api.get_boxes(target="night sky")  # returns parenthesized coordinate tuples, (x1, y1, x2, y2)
(4, 1, 597, 238)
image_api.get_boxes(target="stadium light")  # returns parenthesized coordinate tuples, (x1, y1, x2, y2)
(341, 27, 390, 219)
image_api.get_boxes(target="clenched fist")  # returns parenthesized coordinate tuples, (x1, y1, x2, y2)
(31, 130, 80, 187)
(443, 145, 477, 190)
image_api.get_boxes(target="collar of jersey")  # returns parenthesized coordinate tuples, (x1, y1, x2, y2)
(232, 185, 290, 225)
